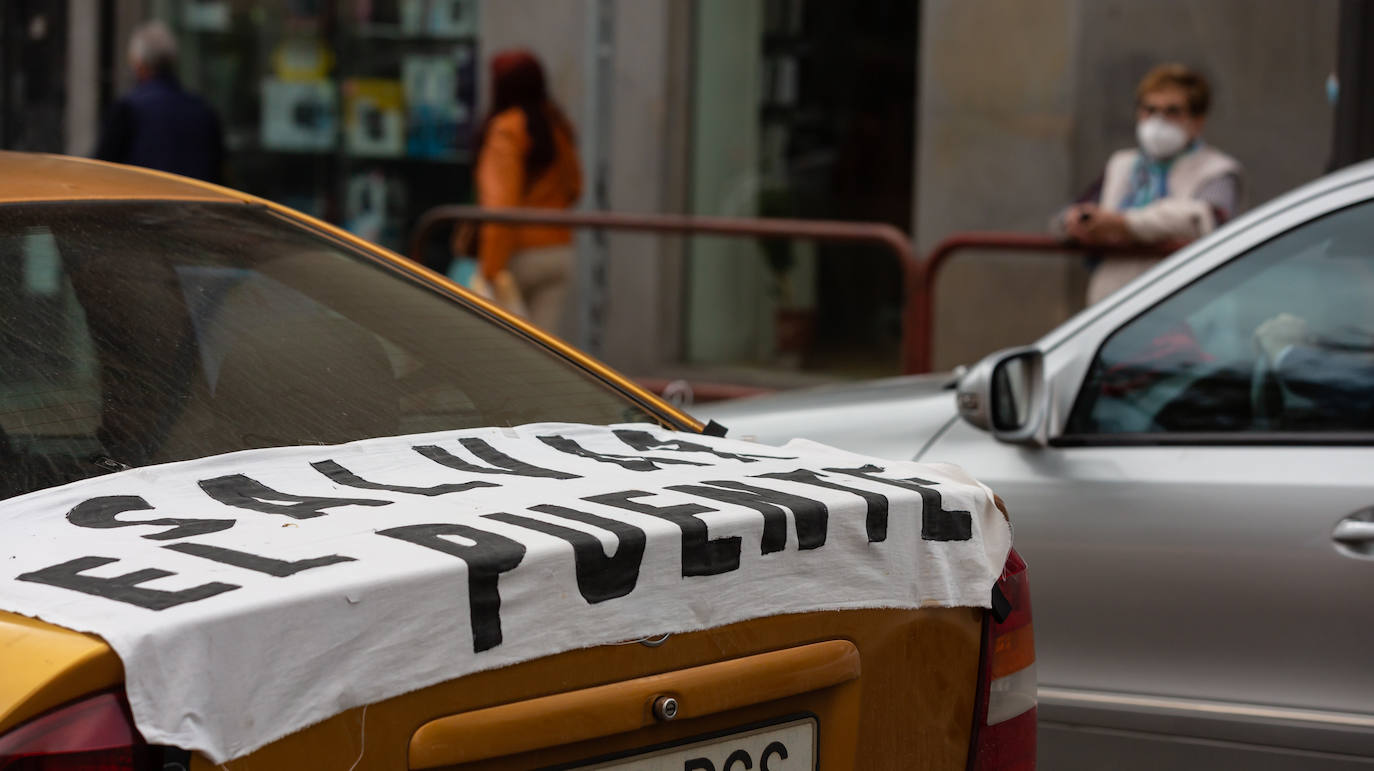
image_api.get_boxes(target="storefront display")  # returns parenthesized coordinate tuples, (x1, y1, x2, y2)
(403, 51, 472, 158)
(344, 78, 405, 156)
(261, 78, 338, 151)
(154, 0, 479, 251)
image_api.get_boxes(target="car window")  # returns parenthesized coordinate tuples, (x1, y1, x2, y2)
(1067, 199, 1374, 436)
(0, 226, 102, 438)
(0, 202, 663, 500)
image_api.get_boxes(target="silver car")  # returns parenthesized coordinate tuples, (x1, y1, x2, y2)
(695, 161, 1374, 768)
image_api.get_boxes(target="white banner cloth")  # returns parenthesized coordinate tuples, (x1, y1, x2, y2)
(0, 423, 1010, 762)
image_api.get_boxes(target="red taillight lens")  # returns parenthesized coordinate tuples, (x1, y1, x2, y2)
(0, 692, 154, 771)
(969, 547, 1036, 771)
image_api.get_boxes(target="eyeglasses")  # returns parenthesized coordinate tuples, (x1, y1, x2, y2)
(1139, 103, 1188, 118)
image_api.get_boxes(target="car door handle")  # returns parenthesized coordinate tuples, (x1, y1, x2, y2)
(1333, 520, 1374, 545)
(1334, 510, 1374, 558)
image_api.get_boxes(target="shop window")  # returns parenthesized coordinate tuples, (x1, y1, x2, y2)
(155, 0, 478, 252)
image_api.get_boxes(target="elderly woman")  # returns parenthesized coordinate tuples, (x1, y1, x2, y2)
(1058, 63, 1243, 304)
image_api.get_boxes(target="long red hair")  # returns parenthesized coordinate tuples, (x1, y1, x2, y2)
(476, 50, 574, 185)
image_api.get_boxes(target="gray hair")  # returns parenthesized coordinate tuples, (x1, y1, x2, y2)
(128, 20, 177, 74)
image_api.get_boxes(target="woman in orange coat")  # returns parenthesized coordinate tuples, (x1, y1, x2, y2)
(473, 50, 582, 333)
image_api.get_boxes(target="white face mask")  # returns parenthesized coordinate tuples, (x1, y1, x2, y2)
(1136, 116, 1190, 159)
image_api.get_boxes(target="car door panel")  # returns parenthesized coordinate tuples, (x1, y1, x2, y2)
(926, 420, 1374, 762)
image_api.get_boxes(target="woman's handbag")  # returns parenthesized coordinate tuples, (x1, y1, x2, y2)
(448, 221, 528, 319)
(466, 269, 530, 319)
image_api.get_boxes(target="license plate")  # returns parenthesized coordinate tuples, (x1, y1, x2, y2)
(580, 718, 815, 770)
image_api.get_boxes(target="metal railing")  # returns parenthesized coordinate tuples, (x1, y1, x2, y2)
(408, 205, 920, 373)
(408, 207, 1182, 385)
(910, 233, 1181, 373)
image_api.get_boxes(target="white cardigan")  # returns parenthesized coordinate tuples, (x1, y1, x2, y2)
(1098, 144, 1243, 241)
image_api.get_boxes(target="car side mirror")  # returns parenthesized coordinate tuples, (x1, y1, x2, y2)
(956, 347, 1046, 445)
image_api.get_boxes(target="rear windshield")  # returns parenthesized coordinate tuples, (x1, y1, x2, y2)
(0, 202, 662, 500)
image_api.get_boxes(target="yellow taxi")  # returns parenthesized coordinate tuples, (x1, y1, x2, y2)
(0, 152, 1034, 770)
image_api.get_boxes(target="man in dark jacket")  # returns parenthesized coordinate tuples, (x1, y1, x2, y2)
(95, 20, 225, 183)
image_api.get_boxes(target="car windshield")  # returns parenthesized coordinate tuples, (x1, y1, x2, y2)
(0, 201, 663, 501)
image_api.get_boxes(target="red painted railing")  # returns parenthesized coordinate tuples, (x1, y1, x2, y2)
(409, 208, 1181, 395)
(910, 233, 1180, 372)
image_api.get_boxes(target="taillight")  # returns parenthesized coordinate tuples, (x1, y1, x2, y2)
(0, 692, 157, 771)
(968, 547, 1036, 771)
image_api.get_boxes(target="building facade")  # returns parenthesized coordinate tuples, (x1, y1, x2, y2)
(2, 0, 1342, 381)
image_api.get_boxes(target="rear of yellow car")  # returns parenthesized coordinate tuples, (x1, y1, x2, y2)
(0, 154, 1035, 769)
(0, 552, 1033, 769)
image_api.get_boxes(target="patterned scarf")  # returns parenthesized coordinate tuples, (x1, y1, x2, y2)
(1117, 141, 1200, 210)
